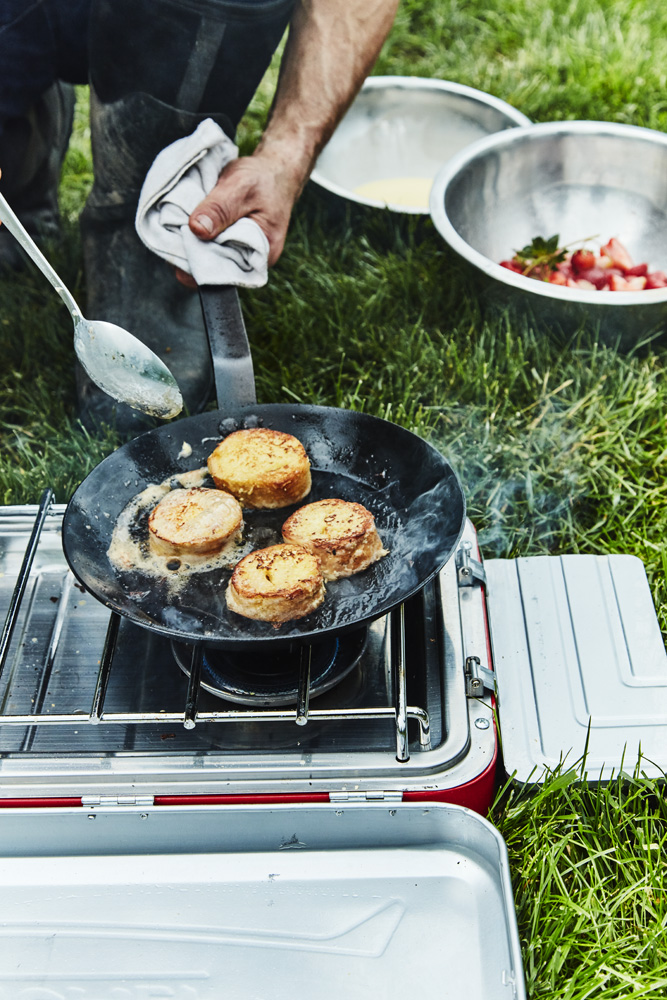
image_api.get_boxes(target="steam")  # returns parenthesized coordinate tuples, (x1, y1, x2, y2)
(429, 401, 588, 559)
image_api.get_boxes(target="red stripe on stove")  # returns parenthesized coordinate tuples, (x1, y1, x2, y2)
(0, 797, 82, 808)
(154, 793, 331, 806)
(403, 740, 498, 816)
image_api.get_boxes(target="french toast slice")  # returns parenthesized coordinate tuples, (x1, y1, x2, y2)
(226, 543, 325, 622)
(207, 428, 311, 509)
(282, 498, 388, 580)
(148, 487, 243, 556)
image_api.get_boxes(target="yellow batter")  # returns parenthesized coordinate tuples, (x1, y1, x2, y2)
(354, 176, 433, 209)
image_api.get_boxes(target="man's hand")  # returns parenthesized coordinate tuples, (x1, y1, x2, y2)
(180, 0, 398, 286)
(176, 149, 302, 287)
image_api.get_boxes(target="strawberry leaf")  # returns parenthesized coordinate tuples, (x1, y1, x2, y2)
(513, 234, 568, 277)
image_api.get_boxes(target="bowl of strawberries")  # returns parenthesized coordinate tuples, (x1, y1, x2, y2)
(428, 120, 667, 343)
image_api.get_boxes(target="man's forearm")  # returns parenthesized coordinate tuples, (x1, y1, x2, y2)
(254, 0, 399, 197)
(186, 0, 398, 268)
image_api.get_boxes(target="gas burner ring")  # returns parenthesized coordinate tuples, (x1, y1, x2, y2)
(171, 629, 368, 707)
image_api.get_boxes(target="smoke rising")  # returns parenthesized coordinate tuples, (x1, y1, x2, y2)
(429, 400, 590, 559)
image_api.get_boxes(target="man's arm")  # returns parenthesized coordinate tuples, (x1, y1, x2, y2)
(187, 0, 399, 268)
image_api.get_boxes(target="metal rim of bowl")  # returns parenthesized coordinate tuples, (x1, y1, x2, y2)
(310, 75, 532, 214)
(428, 118, 667, 306)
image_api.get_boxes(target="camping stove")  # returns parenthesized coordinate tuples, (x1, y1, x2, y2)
(2, 494, 665, 810)
(0, 496, 497, 810)
(1, 497, 665, 999)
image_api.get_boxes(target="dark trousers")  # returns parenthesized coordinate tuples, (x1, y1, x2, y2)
(0, 0, 90, 120)
(0, 0, 295, 136)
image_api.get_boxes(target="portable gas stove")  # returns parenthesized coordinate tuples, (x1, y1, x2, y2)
(0, 494, 497, 809)
(0, 497, 665, 998)
(2, 493, 665, 803)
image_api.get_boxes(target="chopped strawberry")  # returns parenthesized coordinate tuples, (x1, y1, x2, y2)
(608, 273, 647, 291)
(500, 259, 523, 274)
(571, 249, 596, 273)
(625, 263, 648, 277)
(645, 270, 667, 289)
(555, 261, 573, 280)
(578, 267, 609, 290)
(600, 238, 635, 272)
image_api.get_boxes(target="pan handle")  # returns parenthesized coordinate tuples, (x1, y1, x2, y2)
(198, 285, 257, 408)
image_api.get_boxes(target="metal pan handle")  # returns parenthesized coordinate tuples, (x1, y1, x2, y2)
(198, 285, 257, 408)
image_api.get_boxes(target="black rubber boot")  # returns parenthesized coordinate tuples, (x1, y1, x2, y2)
(0, 81, 75, 270)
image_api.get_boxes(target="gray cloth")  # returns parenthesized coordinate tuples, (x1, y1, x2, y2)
(135, 118, 269, 287)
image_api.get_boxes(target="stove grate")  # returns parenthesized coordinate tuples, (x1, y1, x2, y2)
(0, 491, 432, 761)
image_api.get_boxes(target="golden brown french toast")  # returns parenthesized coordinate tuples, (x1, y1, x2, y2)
(207, 428, 311, 509)
(226, 543, 325, 622)
(281, 498, 388, 580)
(148, 487, 243, 557)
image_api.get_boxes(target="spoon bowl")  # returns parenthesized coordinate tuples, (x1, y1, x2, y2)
(73, 317, 183, 419)
(0, 190, 183, 419)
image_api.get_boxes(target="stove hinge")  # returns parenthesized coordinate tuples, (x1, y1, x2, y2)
(329, 791, 403, 803)
(465, 655, 497, 699)
(456, 540, 486, 587)
(82, 795, 155, 809)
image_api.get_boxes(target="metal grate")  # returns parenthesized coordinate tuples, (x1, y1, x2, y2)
(0, 491, 431, 761)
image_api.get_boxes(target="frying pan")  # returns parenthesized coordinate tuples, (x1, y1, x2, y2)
(62, 287, 466, 648)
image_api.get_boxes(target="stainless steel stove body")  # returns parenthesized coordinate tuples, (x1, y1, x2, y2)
(0, 500, 497, 808)
(1, 499, 665, 999)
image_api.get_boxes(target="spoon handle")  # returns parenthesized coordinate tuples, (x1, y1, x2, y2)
(0, 190, 82, 320)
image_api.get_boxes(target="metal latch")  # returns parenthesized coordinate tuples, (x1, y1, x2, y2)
(465, 656, 496, 698)
(82, 794, 155, 808)
(456, 540, 486, 587)
(329, 791, 403, 803)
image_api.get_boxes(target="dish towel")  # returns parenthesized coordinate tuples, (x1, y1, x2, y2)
(135, 118, 269, 288)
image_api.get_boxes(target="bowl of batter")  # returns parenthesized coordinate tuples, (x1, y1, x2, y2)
(310, 76, 530, 215)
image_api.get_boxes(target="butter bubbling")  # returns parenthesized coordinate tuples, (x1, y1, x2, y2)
(107, 468, 252, 591)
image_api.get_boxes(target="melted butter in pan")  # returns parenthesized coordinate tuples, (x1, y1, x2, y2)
(107, 468, 251, 589)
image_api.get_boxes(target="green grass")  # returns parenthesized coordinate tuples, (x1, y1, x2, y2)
(1, 1, 667, 995)
(496, 764, 667, 998)
(378, 0, 667, 130)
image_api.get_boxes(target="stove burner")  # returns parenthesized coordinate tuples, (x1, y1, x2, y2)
(171, 629, 368, 707)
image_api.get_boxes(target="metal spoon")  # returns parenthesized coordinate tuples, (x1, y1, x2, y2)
(0, 191, 183, 419)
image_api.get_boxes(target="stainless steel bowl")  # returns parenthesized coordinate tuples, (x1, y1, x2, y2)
(311, 77, 530, 214)
(429, 120, 667, 341)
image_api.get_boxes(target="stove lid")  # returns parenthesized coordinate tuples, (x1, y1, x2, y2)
(0, 801, 525, 1000)
(485, 554, 667, 783)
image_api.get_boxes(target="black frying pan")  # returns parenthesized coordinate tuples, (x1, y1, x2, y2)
(62, 289, 466, 648)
